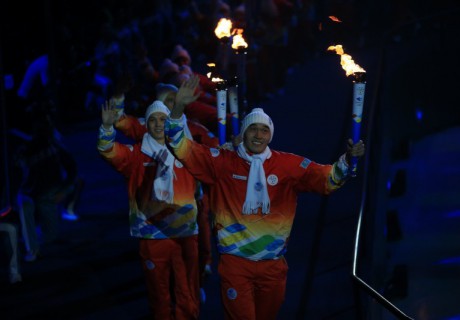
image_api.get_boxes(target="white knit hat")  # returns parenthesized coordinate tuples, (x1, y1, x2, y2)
(145, 100, 170, 125)
(240, 108, 274, 142)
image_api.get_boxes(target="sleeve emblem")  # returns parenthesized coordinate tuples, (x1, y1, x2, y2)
(300, 158, 311, 169)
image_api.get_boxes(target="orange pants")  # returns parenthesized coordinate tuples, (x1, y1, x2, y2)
(139, 236, 199, 320)
(218, 254, 289, 320)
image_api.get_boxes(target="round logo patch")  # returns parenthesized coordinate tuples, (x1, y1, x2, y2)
(227, 288, 237, 300)
(210, 148, 220, 157)
(267, 174, 278, 186)
(175, 159, 183, 168)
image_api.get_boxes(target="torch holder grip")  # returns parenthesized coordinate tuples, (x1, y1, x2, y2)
(216, 81, 228, 145)
(227, 82, 239, 137)
(350, 72, 366, 177)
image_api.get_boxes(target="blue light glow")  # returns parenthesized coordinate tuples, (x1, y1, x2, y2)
(446, 210, 460, 218)
(442, 315, 460, 320)
(436, 256, 460, 265)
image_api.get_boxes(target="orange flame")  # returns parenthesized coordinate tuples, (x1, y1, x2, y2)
(231, 29, 248, 49)
(207, 63, 217, 79)
(211, 77, 225, 83)
(329, 16, 342, 22)
(215, 18, 232, 39)
(327, 45, 365, 76)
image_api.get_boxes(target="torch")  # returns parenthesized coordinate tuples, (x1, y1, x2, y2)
(214, 18, 232, 78)
(231, 29, 248, 115)
(327, 44, 366, 176)
(213, 77, 228, 145)
(227, 76, 239, 136)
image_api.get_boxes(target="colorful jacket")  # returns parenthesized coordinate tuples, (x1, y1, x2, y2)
(166, 116, 351, 261)
(97, 125, 198, 239)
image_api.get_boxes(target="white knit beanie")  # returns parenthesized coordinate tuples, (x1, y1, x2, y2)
(145, 100, 170, 125)
(240, 108, 274, 142)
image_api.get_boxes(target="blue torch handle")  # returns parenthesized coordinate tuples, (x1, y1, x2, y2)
(219, 123, 226, 146)
(232, 117, 239, 137)
(351, 120, 361, 177)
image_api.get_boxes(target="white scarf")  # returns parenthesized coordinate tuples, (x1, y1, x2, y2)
(141, 133, 176, 203)
(237, 144, 272, 214)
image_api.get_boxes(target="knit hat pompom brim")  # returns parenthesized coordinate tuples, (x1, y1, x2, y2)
(145, 100, 170, 125)
(240, 108, 274, 142)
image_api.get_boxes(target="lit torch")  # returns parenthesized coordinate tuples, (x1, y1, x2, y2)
(231, 28, 248, 117)
(327, 44, 365, 176)
(214, 18, 233, 77)
(227, 76, 239, 136)
(212, 76, 228, 145)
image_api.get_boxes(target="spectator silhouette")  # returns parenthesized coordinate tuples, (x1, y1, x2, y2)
(14, 102, 78, 262)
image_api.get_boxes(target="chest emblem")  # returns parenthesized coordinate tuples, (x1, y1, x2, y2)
(267, 174, 278, 186)
(175, 159, 183, 168)
(210, 148, 220, 157)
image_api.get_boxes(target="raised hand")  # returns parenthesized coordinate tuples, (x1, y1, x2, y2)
(171, 75, 200, 119)
(101, 100, 118, 129)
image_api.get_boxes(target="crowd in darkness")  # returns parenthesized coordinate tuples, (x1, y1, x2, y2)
(11, 0, 432, 127)
(2, 0, 444, 131)
(2, 0, 324, 131)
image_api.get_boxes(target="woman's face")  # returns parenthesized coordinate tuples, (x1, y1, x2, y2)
(147, 112, 167, 145)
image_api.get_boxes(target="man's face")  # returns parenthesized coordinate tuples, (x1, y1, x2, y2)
(243, 123, 271, 154)
(147, 112, 167, 144)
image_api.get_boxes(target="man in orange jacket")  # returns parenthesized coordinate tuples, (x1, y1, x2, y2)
(165, 75, 365, 320)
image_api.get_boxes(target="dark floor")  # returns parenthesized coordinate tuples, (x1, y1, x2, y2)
(1, 30, 460, 320)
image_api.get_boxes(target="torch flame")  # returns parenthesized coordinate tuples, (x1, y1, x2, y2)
(231, 29, 248, 49)
(215, 18, 232, 39)
(327, 45, 365, 76)
(329, 16, 342, 22)
(211, 77, 225, 83)
(207, 62, 216, 79)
